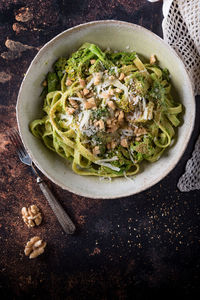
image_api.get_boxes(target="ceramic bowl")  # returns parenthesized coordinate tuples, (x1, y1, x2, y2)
(16, 20, 195, 199)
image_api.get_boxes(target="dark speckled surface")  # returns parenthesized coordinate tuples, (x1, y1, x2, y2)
(0, 0, 200, 299)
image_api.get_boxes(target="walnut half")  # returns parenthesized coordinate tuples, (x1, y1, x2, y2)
(21, 205, 42, 228)
(24, 236, 47, 259)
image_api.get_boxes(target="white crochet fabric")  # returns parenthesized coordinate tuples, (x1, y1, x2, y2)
(162, 0, 200, 96)
(148, 0, 200, 191)
(177, 135, 200, 191)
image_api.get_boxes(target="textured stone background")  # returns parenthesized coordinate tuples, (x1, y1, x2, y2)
(0, 0, 200, 299)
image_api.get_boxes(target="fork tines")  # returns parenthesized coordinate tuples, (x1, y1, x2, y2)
(9, 128, 26, 157)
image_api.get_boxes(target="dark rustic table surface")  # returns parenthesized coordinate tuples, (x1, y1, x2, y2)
(0, 0, 200, 299)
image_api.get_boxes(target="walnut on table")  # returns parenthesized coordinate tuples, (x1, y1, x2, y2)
(21, 205, 42, 228)
(24, 236, 47, 259)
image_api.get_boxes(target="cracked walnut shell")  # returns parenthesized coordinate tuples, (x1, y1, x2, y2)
(24, 236, 47, 259)
(21, 205, 42, 228)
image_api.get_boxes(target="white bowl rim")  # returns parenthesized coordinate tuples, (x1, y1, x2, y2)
(16, 20, 196, 199)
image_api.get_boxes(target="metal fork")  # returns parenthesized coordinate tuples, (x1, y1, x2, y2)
(9, 129, 76, 234)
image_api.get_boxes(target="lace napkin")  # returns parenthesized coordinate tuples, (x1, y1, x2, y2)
(148, 0, 200, 191)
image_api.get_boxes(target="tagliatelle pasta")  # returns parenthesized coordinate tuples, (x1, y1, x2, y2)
(30, 43, 182, 177)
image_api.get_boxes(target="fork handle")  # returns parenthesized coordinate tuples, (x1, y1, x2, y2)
(37, 178, 76, 234)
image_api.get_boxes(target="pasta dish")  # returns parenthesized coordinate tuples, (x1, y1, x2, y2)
(30, 43, 182, 177)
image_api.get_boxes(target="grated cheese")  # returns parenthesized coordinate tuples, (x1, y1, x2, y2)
(69, 97, 84, 102)
(143, 107, 148, 120)
(82, 126, 98, 137)
(96, 161, 120, 172)
(60, 113, 73, 125)
(86, 78, 94, 89)
(142, 97, 146, 110)
(121, 129, 134, 136)
(96, 156, 119, 163)
(79, 110, 91, 130)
